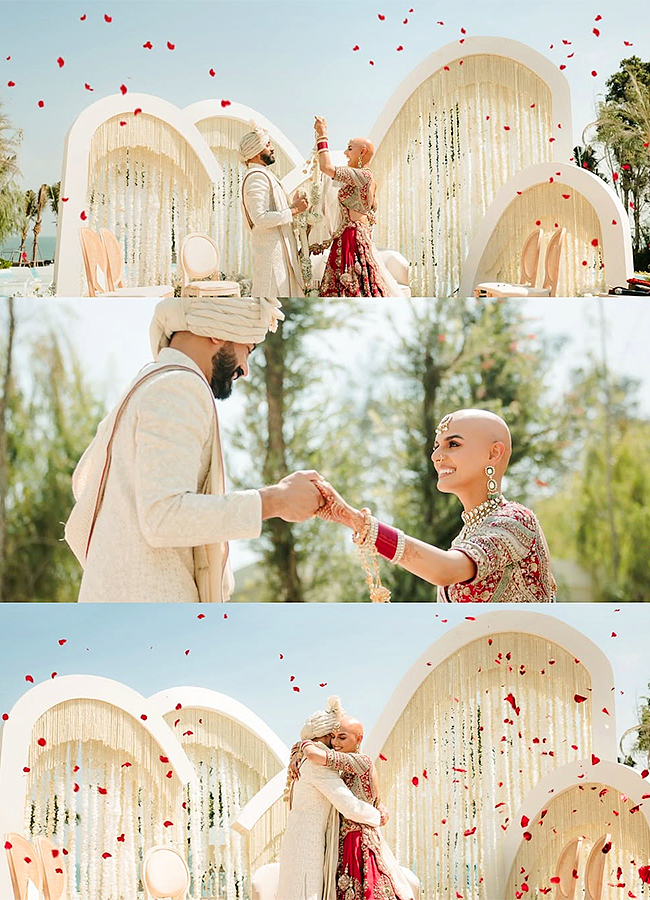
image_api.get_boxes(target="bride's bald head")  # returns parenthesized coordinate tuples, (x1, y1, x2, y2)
(438, 409, 512, 475)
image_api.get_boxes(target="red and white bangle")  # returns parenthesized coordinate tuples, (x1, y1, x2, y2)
(356, 515, 405, 564)
(316, 138, 329, 152)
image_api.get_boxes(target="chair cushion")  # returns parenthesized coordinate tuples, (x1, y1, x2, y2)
(474, 282, 530, 298)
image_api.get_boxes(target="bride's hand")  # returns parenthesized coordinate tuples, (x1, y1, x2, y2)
(314, 481, 365, 531)
(314, 116, 327, 138)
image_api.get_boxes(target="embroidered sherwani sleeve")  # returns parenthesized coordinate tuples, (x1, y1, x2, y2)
(309, 765, 381, 826)
(325, 749, 373, 778)
(133, 372, 262, 547)
(243, 172, 293, 230)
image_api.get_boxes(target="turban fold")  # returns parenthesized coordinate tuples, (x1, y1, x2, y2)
(239, 125, 270, 162)
(150, 297, 284, 357)
(300, 696, 344, 741)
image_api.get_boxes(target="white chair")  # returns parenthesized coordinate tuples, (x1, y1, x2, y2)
(141, 845, 190, 900)
(251, 862, 279, 900)
(79, 228, 172, 298)
(4, 833, 42, 900)
(100, 227, 173, 297)
(584, 834, 610, 900)
(475, 227, 565, 298)
(179, 233, 241, 298)
(554, 836, 583, 900)
(35, 836, 67, 900)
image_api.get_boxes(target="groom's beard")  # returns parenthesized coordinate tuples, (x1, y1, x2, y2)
(210, 344, 243, 400)
(260, 149, 275, 166)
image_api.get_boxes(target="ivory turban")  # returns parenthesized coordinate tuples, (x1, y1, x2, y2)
(300, 696, 344, 741)
(150, 297, 285, 357)
(239, 125, 270, 162)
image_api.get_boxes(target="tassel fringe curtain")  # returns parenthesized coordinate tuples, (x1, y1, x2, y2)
(23, 701, 283, 900)
(506, 783, 650, 898)
(372, 54, 554, 297)
(375, 632, 593, 900)
(88, 115, 213, 290)
(476, 182, 606, 296)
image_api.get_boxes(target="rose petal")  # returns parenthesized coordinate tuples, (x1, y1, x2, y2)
(167, 41, 175, 50)
(220, 99, 231, 107)
(104, 14, 112, 23)
(143, 41, 153, 49)
(57, 57, 65, 68)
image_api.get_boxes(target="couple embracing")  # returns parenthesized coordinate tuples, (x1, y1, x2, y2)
(271, 696, 417, 900)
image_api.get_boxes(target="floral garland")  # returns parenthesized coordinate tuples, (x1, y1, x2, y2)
(292, 144, 324, 295)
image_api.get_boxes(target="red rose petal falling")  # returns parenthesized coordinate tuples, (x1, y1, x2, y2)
(220, 99, 231, 107)
(639, 867, 650, 885)
(98, 786, 108, 795)
(120, 84, 127, 95)
(1, 713, 7, 721)
(319, 683, 327, 687)
(167, 42, 175, 50)
(562, 194, 571, 200)
(523, 832, 532, 841)
(133, 107, 142, 115)
(102, 852, 112, 859)
(175, 703, 182, 710)
(117, 834, 125, 842)
(292, 686, 300, 692)
(57, 57, 65, 68)
(369, 60, 375, 66)
(591, 71, 598, 77)
(464, 827, 477, 836)
(396, 45, 403, 51)
(592, 754, 600, 765)
(198, 613, 205, 619)
(624, 41, 633, 46)
(412, 776, 419, 786)
(119, 120, 126, 126)
(37, 737, 47, 747)
(353, 45, 359, 51)
(593, 28, 600, 37)
(140, 714, 147, 721)
(143, 41, 153, 49)
(7, 81, 15, 87)
(73, 783, 79, 792)
(163, 820, 173, 827)
(37, 101, 44, 108)
(80, 13, 86, 19)
(574, 694, 587, 703)
(104, 14, 112, 22)
(379, 753, 387, 761)
(209, 69, 215, 77)
(23, 767, 30, 773)
(378, 13, 385, 20)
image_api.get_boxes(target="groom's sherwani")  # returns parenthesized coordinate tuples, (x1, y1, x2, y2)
(68, 348, 262, 603)
(241, 163, 304, 298)
(276, 756, 380, 900)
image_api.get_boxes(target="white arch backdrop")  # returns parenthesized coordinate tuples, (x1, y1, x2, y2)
(0, 677, 288, 900)
(505, 760, 650, 898)
(54, 38, 632, 298)
(233, 611, 626, 900)
(2, 616, 646, 900)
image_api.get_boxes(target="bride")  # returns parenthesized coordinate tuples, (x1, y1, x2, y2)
(301, 715, 415, 900)
(308, 116, 402, 297)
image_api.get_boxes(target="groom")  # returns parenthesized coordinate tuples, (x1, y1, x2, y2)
(66, 297, 325, 603)
(239, 124, 306, 298)
(273, 698, 385, 900)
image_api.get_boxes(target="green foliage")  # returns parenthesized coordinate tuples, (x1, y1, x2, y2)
(538, 360, 650, 602)
(1, 307, 105, 601)
(592, 57, 650, 267)
(0, 102, 22, 248)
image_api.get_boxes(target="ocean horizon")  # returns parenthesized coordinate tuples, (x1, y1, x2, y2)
(1, 235, 57, 262)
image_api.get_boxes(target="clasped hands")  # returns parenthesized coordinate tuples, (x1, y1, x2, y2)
(265, 471, 363, 529)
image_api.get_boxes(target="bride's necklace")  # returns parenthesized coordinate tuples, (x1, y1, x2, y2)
(461, 495, 505, 532)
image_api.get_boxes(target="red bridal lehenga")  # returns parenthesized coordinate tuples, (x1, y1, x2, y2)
(324, 749, 414, 900)
(309, 166, 398, 298)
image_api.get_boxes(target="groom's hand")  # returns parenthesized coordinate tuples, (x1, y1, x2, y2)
(291, 191, 309, 214)
(260, 471, 325, 522)
(378, 803, 389, 826)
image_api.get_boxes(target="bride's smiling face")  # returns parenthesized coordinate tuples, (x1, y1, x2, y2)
(332, 716, 364, 752)
(331, 728, 357, 752)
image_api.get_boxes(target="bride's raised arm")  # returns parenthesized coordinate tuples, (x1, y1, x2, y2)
(314, 116, 336, 179)
(315, 482, 476, 587)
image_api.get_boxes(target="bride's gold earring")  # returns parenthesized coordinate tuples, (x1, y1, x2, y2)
(358, 151, 364, 169)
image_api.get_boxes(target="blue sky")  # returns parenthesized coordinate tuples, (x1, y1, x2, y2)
(0, 603, 647, 754)
(2, 0, 650, 234)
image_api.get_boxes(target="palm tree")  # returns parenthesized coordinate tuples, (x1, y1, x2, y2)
(48, 181, 60, 222)
(31, 183, 49, 265)
(593, 67, 650, 257)
(18, 189, 36, 263)
(0, 103, 22, 253)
